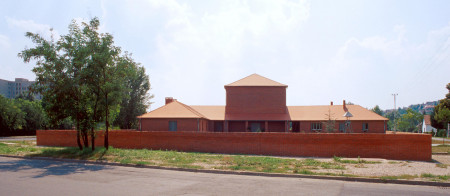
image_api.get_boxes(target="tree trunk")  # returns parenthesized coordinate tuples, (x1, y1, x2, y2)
(91, 95, 99, 151)
(83, 130, 88, 148)
(91, 128, 95, 151)
(105, 93, 109, 149)
(76, 130, 83, 150)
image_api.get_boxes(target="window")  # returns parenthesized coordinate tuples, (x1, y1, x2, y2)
(311, 123, 322, 132)
(362, 123, 369, 132)
(169, 121, 177, 131)
(339, 123, 345, 132)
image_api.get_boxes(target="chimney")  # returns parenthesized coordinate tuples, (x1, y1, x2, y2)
(330, 101, 333, 106)
(343, 100, 347, 111)
(165, 97, 174, 105)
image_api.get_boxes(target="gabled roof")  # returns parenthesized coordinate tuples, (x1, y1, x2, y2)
(287, 105, 388, 121)
(225, 74, 287, 87)
(138, 100, 205, 119)
(139, 102, 387, 121)
(424, 115, 432, 125)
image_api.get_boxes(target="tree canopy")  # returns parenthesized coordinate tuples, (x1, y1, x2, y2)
(19, 17, 152, 150)
(433, 83, 450, 136)
(371, 105, 383, 116)
(396, 108, 423, 132)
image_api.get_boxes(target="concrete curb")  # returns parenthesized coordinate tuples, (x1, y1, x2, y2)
(1, 155, 449, 187)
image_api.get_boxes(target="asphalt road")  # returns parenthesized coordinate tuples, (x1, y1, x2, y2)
(0, 156, 448, 196)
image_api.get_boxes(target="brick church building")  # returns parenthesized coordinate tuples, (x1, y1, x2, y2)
(138, 74, 388, 133)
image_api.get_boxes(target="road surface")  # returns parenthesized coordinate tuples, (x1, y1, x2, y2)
(0, 156, 447, 196)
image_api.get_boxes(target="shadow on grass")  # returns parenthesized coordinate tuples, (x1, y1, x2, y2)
(0, 148, 112, 178)
(30, 147, 108, 161)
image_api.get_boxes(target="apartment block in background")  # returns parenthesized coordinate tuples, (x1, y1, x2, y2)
(0, 78, 41, 99)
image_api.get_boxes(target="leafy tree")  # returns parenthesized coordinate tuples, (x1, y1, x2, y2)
(446, 83, 450, 99)
(396, 108, 423, 132)
(113, 55, 153, 129)
(14, 98, 48, 132)
(383, 111, 397, 131)
(15, 93, 35, 102)
(371, 105, 383, 116)
(0, 95, 25, 133)
(434, 84, 450, 137)
(19, 17, 133, 150)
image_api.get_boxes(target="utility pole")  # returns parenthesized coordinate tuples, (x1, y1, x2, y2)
(392, 93, 398, 132)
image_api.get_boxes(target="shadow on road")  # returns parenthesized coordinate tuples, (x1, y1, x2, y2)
(0, 157, 112, 178)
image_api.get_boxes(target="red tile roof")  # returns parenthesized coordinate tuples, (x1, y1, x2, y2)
(138, 101, 205, 119)
(225, 74, 287, 87)
(424, 115, 431, 125)
(287, 105, 388, 121)
(140, 101, 388, 121)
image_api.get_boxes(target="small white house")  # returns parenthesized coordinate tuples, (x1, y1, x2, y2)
(422, 115, 437, 133)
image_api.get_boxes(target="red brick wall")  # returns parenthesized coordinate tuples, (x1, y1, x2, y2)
(225, 86, 287, 114)
(37, 130, 431, 161)
(140, 118, 201, 132)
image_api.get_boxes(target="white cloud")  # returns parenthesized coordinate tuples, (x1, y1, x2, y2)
(143, 0, 310, 107)
(6, 17, 59, 40)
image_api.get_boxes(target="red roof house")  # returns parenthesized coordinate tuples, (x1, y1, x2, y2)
(138, 74, 388, 133)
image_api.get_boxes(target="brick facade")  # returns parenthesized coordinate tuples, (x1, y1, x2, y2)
(140, 118, 209, 132)
(225, 86, 287, 114)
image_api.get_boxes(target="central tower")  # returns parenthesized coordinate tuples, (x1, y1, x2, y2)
(224, 74, 288, 114)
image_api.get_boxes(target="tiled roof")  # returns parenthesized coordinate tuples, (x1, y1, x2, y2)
(190, 106, 225, 120)
(139, 101, 387, 121)
(424, 115, 431, 125)
(287, 105, 388, 121)
(225, 74, 287, 87)
(137, 101, 205, 119)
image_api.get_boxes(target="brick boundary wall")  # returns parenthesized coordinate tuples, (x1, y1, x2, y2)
(37, 130, 432, 161)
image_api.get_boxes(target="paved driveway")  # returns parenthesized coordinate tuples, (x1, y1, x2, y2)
(0, 156, 447, 196)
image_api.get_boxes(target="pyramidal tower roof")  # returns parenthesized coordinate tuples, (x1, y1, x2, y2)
(225, 74, 287, 87)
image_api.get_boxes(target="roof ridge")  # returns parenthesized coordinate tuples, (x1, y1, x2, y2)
(252, 73, 286, 86)
(176, 101, 207, 119)
(225, 73, 287, 87)
(137, 101, 175, 118)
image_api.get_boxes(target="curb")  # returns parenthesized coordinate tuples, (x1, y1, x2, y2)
(1, 155, 449, 187)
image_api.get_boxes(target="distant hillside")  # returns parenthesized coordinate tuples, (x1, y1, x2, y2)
(384, 100, 439, 115)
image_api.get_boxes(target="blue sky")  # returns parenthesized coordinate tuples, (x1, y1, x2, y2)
(0, 0, 449, 111)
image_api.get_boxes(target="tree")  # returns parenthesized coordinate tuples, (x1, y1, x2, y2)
(14, 98, 48, 132)
(371, 105, 383, 116)
(383, 111, 397, 131)
(396, 108, 423, 132)
(322, 109, 336, 133)
(434, 83, 450, 137)
(19, 17, 132, 150)
(113, 55, 152, 129)
(446, 83, 450, 99)
(0, 95, 25, 134)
